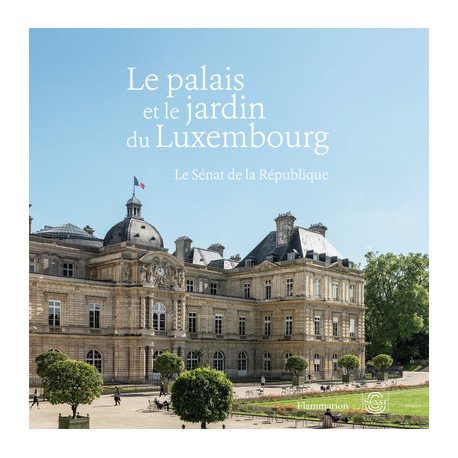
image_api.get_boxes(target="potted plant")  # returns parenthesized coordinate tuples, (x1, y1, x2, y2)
(171, 366, 233, 429)
(41, 357, 103, 428)
(285, 355, 308, 386)
(338, 354, 361, 382)
(371, 354, 393, 381)
(155, 350, 185, 394)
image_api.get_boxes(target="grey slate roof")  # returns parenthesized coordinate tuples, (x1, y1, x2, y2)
(34, 223, 103, 247)
(103, 217, 164, 248)
(237, 226, 343, 267)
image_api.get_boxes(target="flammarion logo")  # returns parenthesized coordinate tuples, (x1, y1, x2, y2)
(362, 391, 389, 414)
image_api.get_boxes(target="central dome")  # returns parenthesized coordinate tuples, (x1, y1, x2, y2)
(103, 195, 164, 248)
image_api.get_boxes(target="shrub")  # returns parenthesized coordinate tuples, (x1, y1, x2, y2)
(171, 366, 233, 429)
(43, 359, 103, 418)
(285, 355, 308, 376)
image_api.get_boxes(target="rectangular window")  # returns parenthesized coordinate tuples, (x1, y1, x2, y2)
(314, 279, 321, 298)
(245, 259, 253, 267)
(350, 285, 355, 303)
(333, 317, 339, 336)
(48, 300, 61, 326)
(350, 318, 355, 337)
(188, 312, 197, 333)
(265, 280, 272, 299)
(243, 283, 251, 298)
(210, 283, 217, 295)
(29, 257, 35, 273)
(286, 278, 293, 297)
(63, 263, 73, 277)
(333, 282, 339, 300)
(314, 356, 320, 372)
(287, 252, 296, 260)
(314, 315, 321, 335)
(239, 316, 246, 335)
(186, 280, 194, 292)
(215, 314, 222, 334)
(264, 316, 271, 336)
(285, 315, 293, 335)
(89, 303, 100, 328)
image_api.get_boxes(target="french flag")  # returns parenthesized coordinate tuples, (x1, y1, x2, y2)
(134, 176, 145, 189)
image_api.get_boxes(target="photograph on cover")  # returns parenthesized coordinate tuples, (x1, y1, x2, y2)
(29, 28, 428, 429)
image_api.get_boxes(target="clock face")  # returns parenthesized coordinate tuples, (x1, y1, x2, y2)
(157, 267, 165, 277)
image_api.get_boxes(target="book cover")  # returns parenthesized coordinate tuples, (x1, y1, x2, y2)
(28, 27, 429, 434)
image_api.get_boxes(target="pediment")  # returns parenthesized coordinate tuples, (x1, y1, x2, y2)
(326, 262, 349, 273)
(251, 260, 280, 272)
(138, 252, 185, 289)
(139, 251, 183, 268)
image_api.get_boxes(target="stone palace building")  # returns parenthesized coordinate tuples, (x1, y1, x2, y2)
(29, 195, 366, 384)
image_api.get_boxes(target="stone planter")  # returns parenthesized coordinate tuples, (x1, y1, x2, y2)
(342, 374, 354, 383)
(292, 376, 305, 387)
(58, 414, 90, 429)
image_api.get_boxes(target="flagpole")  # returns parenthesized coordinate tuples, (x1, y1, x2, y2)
(133, 177, 135, 197)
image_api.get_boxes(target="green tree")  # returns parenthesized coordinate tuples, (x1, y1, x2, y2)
(155, 351, 184, 382)
(171, 366, 233, 429)
(36, 350, 69, 379)
(338, 354, 361, 375)
(43, 359, 103, 418)
(285, 355, 308, 376)
(364, 252, 429, 362)
(370, 354, 393, 378)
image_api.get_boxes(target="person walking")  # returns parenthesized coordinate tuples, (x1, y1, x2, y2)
(159, 381, 166, 397)
(30, 389, 39, 409)
(114, 387, 121, 406)
(261, 375, 266, 391)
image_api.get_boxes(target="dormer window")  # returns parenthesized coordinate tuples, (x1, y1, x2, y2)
(266, 255, 274, 262)
(245, 259, 254, 267)
(287, 251, 296, 260)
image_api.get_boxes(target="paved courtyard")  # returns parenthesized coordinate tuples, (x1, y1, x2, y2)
(29, 371, 428, 429)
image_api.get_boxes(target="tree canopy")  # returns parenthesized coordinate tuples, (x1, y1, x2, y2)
(285, 355, 308, 376)
(42, 359, 103, 418)
(371, 354, 393, 370)
(338, 354, 361, 374)
(154, 351, 184, 381)
(36, 350, 69, 379)
(364, 252, 429, 362)
(171, 366, 233, 429)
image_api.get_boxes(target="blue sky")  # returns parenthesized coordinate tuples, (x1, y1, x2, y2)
(29, 29, 428, 265)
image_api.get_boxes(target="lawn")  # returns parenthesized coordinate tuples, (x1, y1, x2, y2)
(249, 387, 429, 417)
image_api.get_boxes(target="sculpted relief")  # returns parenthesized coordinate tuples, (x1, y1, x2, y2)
(139, 255, 185, 290)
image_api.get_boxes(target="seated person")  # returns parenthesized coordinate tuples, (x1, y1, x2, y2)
(154, 397, 171, 411)
(324, 408, 348, 423)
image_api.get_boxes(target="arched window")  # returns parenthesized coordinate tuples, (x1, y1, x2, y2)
(284, 352, 293, 370)
(153, 350, 163, 373)
(238, 352, 248, 372)
(314, 353, 321, 372)
(332, 353, 339, 372)
(213, 351, 225, 371)
(153, 303, 166, 331)
(86, 350, 102, 373)
(186, 351, 198, 370)
(263, 352, 271, 371)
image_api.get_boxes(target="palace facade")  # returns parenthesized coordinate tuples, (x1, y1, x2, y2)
(29, 195, 366, 384)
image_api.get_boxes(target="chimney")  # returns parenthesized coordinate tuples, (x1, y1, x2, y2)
(84, 225, 95, 236)
(175, 236, 193, 262)
(308, 223, 328, 238)
(275, 212, 296, 246)
(208, 243, 225, 257)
